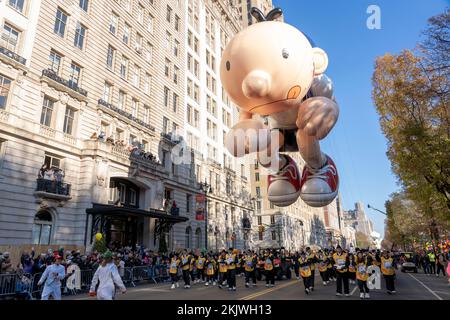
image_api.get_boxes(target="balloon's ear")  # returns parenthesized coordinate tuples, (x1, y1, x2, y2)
(312, 48, 329, 75)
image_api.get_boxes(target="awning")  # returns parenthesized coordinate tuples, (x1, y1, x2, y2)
(86, 204, 188, 223)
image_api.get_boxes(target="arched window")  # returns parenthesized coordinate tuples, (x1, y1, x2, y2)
(185, 226, 192, 248)
(195, 228, 202, 249)
(32, 211, 53, 245)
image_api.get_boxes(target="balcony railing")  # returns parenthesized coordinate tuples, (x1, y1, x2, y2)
(42, 69, 88, 97)
(0, 46, 26, 65)
(36, 178, 71, 197)
(160, 132, 182, 144)
(98, 99, 156, 132)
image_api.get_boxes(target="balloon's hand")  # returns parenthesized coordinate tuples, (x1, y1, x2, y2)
(224, 119, 270, 157)
(297, 97, 339, 140)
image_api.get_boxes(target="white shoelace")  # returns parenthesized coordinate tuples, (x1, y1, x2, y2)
(271, 164, 298, 182)
(306, 164, 337, 181)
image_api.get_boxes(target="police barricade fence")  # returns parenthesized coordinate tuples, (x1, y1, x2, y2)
(1, 264, 172, 300)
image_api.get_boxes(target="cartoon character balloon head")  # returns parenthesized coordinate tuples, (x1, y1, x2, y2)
(221, 8, 340, 207)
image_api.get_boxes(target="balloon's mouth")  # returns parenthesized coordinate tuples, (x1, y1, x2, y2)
(248, 85, 301, 113)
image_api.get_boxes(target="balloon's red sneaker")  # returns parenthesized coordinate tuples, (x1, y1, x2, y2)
(267, 155, 301, 207)
(300, 155, 339, 207)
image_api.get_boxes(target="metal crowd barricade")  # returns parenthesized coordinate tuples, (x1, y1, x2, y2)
(130, 266, 157, 286)
(0, 273, 35, 300)
(79, 269, 95, 292)
(121, 267, 133, 287)
(0, 273, 18, 299)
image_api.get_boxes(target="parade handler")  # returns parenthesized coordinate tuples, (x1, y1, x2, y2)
(37, 255, 65, 300)
(89, 251, 126, 300)
(221, 7, 339, 208)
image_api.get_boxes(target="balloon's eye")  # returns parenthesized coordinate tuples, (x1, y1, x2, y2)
(282, 48, 289, 59)
(226, 61, 231, 71)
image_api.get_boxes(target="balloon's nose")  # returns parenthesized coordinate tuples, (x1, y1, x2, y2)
(242, 70, 271, 99)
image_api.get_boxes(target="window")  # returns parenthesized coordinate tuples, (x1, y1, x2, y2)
(147, 15, 154, 33)
(186, 194, 191, 213)
(0, 75, 13, 109)
(132, 64, 140, 87)
(256, 187, 261, 198)
(44, 154, 61, 169)
(259, 232, 263, 241)
(162, 117, 169, 134)
(131, 99, 138, 117)
(166, 5, 172, 22)
(1, 23, 20, 53)
(40, 97, 55, 127)
(79, 0, 89, 12)
(135, 33, 143, 52)
(63, 107, 75, 135)
(8, 0, 25, 13)
(103, 82, 112, 102)
(270, 215, 276, 225)
(110, 13, 118, 34)
(123, 23, 130, 45)
(258, 216, 262, 225)
(175, 15, 180, 31)
(32, 211, 53, 245)
(69, 63, 81, 87)
(272, 231, 277, 241)
(144, 73, 151, 95)
(173, 40, 179, 56)
(255, 172, 260, 182)
(165, 32, 171, 51)
(195, 228, 201, 249)
(130, 188, 137, 205)
(256, 201, 261, 212)
(143, 105, 150, 124)
(118, 90, 126, 109)
(164, 87, 169, 107)
(172, 93, 178, 113)
(115, 128, 124, 141)
(164, 59, 170, 77)
(193, 84, 199, 103)
(120, 56, 128, 79)
(54, 8, 68, 37)
(173, 66, 179, 84)
(106, 45, 115, 69)
(124, 0, 131, 12)
(74, 22, 86, 49)
(119, 183, 126, 203)
(144, 43, 152, 64)
(137, 4, 144, 24)
(47, 50, 62, 74)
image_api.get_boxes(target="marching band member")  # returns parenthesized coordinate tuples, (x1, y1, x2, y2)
(244, 250, 257, 287)
(195, 253, 206, 283)
(205, 254, 216, 286)
(333, 245, 350, 296)
(298, 251, 313, 295)
(327, 248, 336, 282)
(263, 250, 275, 288)
(169, 253, 180, 289)
(317, 250, 330, 286)
(381, 250, 396, 294)
(306, 247, 317, 290)
(180, 250, 192, 289)
(226, 249, 238, 291)
(218, 251, 228, 289)
(356, 251, 371, 299)
(348, 253, 357, 285)
(89, 251, 126, 300)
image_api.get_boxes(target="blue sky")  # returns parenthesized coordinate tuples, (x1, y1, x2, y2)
(273, 0, 449, 237)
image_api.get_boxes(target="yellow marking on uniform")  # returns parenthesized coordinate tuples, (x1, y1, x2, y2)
(239, 280, 297, 300)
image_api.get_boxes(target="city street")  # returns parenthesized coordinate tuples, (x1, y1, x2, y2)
(66, 271, 450, 301)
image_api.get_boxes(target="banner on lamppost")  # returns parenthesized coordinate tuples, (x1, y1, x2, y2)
(195, 194, 206, 221)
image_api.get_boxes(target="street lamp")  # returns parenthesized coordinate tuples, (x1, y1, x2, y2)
(199, 181, 212, 250)
(367, 204, 387, 216)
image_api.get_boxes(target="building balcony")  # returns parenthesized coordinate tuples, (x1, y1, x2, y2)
(41, 69, 88, 101)
(160, 132, 182, 145)
(0, 46, 27, 71)
(98, 99, 156, 133)
(34, 178, 72, 201)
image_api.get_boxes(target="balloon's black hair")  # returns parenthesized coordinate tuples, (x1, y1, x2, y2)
(250, 7, 283, 22)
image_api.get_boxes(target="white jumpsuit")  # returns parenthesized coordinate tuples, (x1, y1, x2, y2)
(38, 264, 66, 300)
(90, 263, 126, 300)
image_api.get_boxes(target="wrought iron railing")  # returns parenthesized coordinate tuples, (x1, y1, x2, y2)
(36, 178, 71, 196)
(0, 46, 26, 65)
(98, 99, 155, 132)
(41, 69, 88, 97)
